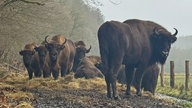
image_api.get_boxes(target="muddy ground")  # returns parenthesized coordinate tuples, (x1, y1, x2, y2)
(0, 69, 184, 108)
(30, 88, 183, 108)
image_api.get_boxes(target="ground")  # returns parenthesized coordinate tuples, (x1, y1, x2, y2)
(31, 88, 182, 108)
(0, 69, 183, 108)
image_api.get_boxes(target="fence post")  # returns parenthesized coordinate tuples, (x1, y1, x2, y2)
(170, 61, 175, 88)
(160, 65, 164, 87)
(185, 60, 190, 90)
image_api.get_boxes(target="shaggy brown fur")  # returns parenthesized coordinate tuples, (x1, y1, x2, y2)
(75, 57, 103, 79)
(45, 35, 75, 80)
(19, 43, 41, 79)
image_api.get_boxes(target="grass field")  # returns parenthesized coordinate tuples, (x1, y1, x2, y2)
(156, 73, 192, 107)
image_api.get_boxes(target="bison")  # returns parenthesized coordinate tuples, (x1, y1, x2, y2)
(19, 43, 41, 79)
(45, 35, 76, 80)
(136, 63, 159, 95)
(117, 64, 159, 95)
(86, 55, 101, 65)
(34, 44, 51, 78)
(74, 56, 104, 79)
(98, 19, 177, 99)
(73, 41, 91, 72)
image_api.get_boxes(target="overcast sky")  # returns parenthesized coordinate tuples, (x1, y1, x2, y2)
(99, 0, 192, 37)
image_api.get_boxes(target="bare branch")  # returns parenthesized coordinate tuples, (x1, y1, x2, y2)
(20, 0, 45, 6)
(0, 0, 44, 9)
(0, 0, 18, 9)
(109, 0, 121, 5)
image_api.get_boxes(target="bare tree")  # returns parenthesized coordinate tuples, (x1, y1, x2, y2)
(0, 0, 104, 65)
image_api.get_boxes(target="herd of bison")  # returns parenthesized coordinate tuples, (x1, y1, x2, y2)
(19, 19, 178, 100)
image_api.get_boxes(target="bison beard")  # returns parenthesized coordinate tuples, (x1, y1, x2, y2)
(98, 19, 177, 100)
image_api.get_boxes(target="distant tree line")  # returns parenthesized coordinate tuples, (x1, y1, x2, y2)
(0, 0, 104, 65)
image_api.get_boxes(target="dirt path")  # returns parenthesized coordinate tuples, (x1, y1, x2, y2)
(30, 88, 182, 108)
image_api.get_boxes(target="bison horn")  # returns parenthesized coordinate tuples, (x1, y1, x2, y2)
(172, 28, 178, 36)
(62, 38, 67, 45)
(86, 45, 92, 53)
(45, 35, 49, 44)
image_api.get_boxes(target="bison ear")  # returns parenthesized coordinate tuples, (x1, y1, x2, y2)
(171, 36, 177, 43)
(19, 50, 24, 55)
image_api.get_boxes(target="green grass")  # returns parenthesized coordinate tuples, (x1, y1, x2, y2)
(156, 73, 192, 107)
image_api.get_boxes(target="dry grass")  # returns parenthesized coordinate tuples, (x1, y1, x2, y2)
(0, 68, 154, 107)
(0, 69, 108, 107)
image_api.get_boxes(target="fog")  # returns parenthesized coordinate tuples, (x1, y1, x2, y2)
(99, 0, 192, 36)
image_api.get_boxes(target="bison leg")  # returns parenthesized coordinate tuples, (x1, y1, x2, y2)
(27, 68, 33, 80)
(134, 68, 145, 96)
(61, 65, 68, 77)
(43, 63, 51, 78)
(43, 67, 51, 78)
(125, 65, 135, 96)
(52, 68, 59, 80)
(104, 72, 112, 98)
(110, 63, 122, 100)
(34, 69, 42, 77)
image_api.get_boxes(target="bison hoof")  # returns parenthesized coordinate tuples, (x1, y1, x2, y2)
(136, 91, 142, 96)
(114, 95, 121, 100)
(125, 91, 132, 96)
(107, 94, 112, 99)
(54, 77, 59, 80)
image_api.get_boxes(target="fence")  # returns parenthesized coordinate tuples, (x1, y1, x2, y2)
(160, 60, 191, 90)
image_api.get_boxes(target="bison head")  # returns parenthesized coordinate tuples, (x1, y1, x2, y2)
(34, 46, 48, 65)
(75, 45, 91, 61)
(19, 50, 35, 67)
(44, 36, 67, 63)
(151, 28, 178, 64)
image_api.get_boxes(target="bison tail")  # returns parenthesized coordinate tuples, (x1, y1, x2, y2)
(97, 24, 112, 76)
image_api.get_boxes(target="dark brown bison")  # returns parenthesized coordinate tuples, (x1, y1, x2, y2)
(73, 41, 91, 72)
(136, 64, 159, 95)
(74, 57, 104, 79)
(34, 44, 51, 78)
(19, 43, 41, 79)
(45, 35, 76, 80)
(117, 64, 159, 95)
(98, 19, 177, 99)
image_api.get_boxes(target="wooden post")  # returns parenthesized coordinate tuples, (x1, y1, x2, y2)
(185, 60, 190, 90)
(170, 61, 175, 88)
(160, 65, 164, 87)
